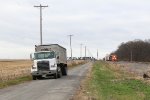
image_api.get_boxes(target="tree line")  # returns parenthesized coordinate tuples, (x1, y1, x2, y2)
(112, 39, 150, 62)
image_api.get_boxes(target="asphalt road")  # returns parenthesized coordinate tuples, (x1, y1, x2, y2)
(0, 62, 92, 100)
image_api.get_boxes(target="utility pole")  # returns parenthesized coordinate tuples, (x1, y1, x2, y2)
(126, 44, 133, 62)
(85, 46, 86, 59)
(130, 50, 133, 62)
(34, 4, 48, 45)
(97, 49, 98, 60)
(68, 35, 73, 60)
(80, 44, 83, 58)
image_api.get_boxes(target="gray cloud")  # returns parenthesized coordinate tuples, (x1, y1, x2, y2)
(0, 0, 150, 59)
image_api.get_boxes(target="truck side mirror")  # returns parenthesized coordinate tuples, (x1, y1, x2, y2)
(57, 56, 59, 59)
(30, 53, 34, 60)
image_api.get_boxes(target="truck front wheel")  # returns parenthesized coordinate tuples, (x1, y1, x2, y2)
(37, 76, 42, 80)
(32, 76, 36, 80)
(58, 67, 62, 78)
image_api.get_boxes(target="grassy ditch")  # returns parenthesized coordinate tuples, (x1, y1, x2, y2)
(84, 61, 150, 100)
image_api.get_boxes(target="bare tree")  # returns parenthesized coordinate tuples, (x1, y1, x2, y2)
(113, 39, 150, 62)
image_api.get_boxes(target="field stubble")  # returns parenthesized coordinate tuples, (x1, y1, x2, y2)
(0, 60, 85, 82)
(0, 60, 32, 82)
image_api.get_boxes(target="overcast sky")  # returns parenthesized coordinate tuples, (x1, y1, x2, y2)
(0, 0, 150, 59)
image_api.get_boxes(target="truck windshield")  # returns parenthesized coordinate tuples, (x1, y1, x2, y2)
(34, 52, 55, 60)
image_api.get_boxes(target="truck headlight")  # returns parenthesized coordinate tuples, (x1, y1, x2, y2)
(51, 64, 56, 67)
(32, 65, 36, 69)
(51, 65, 55, 67)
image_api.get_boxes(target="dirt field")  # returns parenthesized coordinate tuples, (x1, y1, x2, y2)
(0, 60, 32, 81)
(114, 61, 150, 76)
(0, 60, 85, 82)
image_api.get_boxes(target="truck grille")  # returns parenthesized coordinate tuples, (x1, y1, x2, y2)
(37, 61, 49, 71)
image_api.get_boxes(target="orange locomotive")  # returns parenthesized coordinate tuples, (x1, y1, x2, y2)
(105, 54, 118, 61)
(111, 55, 117, 61)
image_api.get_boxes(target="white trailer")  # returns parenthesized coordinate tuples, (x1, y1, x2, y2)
(31, 44, 67, 80)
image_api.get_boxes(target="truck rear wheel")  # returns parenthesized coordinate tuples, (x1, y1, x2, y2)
(64, 67, 68, 75)
(62, 66, 67, 76)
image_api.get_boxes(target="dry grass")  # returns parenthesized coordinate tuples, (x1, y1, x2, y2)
(0, 60, 86, 82)
(0, 60, 32, 82)
(67, 60, 86, 69)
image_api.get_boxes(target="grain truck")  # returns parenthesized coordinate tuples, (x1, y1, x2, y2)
(31, 44, 67, 80)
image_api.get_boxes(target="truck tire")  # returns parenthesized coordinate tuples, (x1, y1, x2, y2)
(58, 68, 62, 78)
(64, 67, 68, 76)
(32, 76, 36, 80)
(62, 66, 67, 76)
(37, 76, 42, 80)
(54, 72, 58, 79)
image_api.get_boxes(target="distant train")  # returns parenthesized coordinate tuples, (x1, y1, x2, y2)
(105, 54, 118, 61)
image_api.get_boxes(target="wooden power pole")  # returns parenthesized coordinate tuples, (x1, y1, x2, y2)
(34, 4, 48, 45)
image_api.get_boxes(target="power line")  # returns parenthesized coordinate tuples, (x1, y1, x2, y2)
(34, 4, 48, 45)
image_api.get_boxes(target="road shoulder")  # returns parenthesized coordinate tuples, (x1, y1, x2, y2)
(71, 62, 94, 100)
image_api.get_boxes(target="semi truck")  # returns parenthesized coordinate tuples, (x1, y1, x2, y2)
(31, 44, 67, 80)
